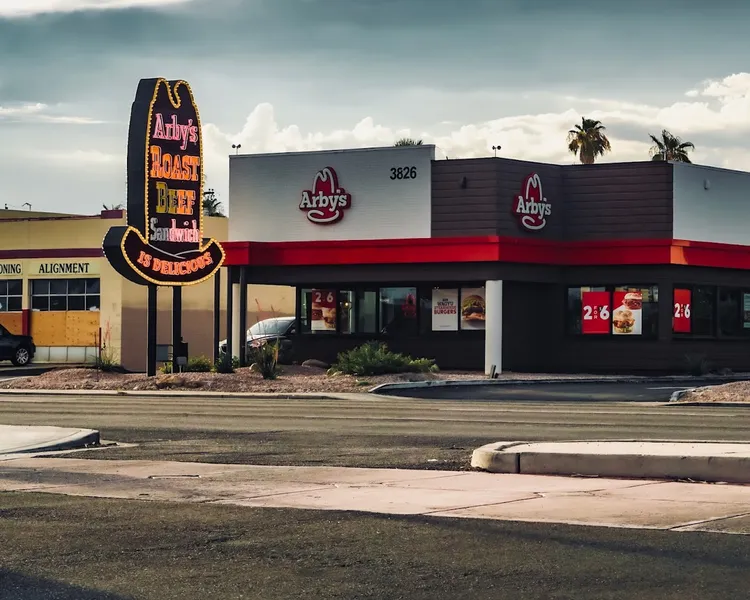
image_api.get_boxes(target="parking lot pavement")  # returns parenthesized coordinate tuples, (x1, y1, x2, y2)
(379, 381, 728, 402)
(0, 363, 63, 379)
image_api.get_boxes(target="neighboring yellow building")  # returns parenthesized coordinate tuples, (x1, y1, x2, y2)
(0, 209, 294, 371)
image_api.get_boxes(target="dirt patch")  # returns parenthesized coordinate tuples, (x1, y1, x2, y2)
(0, 365, 482, 393)
(0, 366, 634, 394)
(677, 381, 750, 404)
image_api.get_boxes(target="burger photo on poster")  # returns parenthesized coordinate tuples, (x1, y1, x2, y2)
(622, 292, 642, 311)
(612, 306, 636, 334)
(461, 294, 485, 322)
(613, 290, 642, 334)
(322, 307, 336, 330)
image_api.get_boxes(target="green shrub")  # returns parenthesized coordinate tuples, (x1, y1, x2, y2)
(685, 353, 712, 376)
(96, 346, 122, 373)
(215, 354, 239, 374)
(159, 362, 173, 374)
(334, 342, 436, 376)
(249, 341, 279, 380)
(187, 355, 212, 372)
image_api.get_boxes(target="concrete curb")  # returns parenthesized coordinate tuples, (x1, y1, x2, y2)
(471, 439, 750, 484)
(666, 401, 750, 408)
(370, 375, 749, 394)
(669, 389, 696, 402)
(0, 426, 100, 455)
(0, 388, 354, 400)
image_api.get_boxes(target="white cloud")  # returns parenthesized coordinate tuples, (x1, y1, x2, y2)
(42, 149, 122, 165)
(0, 0, 192, 18)
(0, 102, 105, 124)
(200, 73, 750, 207)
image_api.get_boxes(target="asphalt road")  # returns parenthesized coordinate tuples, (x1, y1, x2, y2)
(3, 387, 750, 599)
(4, 492, 750, 600)
(0, 386, 749, 470)
(377, 380, 727, 402)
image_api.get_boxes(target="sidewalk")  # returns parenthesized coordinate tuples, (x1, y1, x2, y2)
(2, 456, 749, 535)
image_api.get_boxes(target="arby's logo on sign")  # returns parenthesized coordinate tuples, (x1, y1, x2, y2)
(299, 167, 352, 225)
(512, 172, 551, 231)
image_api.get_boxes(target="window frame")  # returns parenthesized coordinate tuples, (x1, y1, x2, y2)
(30, 277, 101, 312)
(296, 283, 487, 337)
(0, 278, 23, 313)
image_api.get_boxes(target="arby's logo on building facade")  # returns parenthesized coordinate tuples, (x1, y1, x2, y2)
(512, 172, 551, 231)
(299, 167, 352, 225)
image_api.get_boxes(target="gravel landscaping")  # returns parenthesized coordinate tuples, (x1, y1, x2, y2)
(0, 365, 644, 394)
(677, 381, 750, 404)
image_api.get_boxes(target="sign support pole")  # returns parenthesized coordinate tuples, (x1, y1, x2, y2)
(238, 267, 247, 367)
(147, 284, 157, 377)
(213, 268, 221, 365)
(225, 266, 233, 363)
(172, 286, 182, 371)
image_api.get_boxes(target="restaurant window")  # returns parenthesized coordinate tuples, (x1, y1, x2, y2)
(0, 279, 22, 312)
(567, 285, 658, 338)
(300, 288, 336, 334)
(356, 289, 378, 334)
(338, 290, 355, 335)
(673, 286, 715, 336)
(31, 278, 100, 312)
(718, 288, 742, 337)
(380, 287, 418, 336)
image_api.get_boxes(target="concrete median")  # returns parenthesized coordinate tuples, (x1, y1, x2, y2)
(0, 425, 100, 458)
(472, 440, 750, 484)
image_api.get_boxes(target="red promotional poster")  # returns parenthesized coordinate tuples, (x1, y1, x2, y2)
(673, 289, 692, 333)
(311, 289, 336, 332)
(581, 291, 611, 335)
(612, 290, 643, 335)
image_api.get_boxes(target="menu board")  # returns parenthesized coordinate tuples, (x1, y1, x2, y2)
(460, 287, 486, 330)
(612, 290, 642, 335)
(311, 289, 336, 332)
(432, 289, 459, 331)
(743, 293, 750, 329)
(581, 291, 611, 335)
(673, 289, 692, 333)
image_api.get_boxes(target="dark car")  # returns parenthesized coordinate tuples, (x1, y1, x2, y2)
(219, 317, 297, 364)
(0, 324, 35, 366)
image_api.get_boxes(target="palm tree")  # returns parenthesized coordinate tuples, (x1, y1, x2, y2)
(102, 203, 123, 211)
(649, 129, 695, 163)
(567, 117, 612, 164)
(202, 189, 224, 217)
(395, 138, 423, 146)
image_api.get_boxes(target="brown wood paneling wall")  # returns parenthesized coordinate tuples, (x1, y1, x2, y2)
(562, 162, 673, 241)
(431, 158, 500, 237)
(431, 158, 674, 242)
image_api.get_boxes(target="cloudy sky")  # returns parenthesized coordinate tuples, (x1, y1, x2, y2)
(1, 0, 749, 214)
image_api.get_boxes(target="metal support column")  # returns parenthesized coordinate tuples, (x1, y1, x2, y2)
(213, 267, 221, 364)
(225, 267, 233, 362)
(147, 284, 157, 376)
(238, 268, 248, 367)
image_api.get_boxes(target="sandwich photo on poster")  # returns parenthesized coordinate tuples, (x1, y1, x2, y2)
(431, 289, 458, 331)
(311, 289, 336, 332)
(460, 288, 486, 330)
(612, 290, 642, 335)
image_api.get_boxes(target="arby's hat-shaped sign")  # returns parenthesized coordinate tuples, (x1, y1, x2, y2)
(299, 166, 352, 225)
(104, 78, 225, 286)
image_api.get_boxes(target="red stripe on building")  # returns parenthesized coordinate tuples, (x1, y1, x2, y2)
(222, 237, 750, 270)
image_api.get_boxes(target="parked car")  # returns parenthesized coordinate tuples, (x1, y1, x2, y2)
(0, 324, 35, 366)
(219, 317, 297, 364)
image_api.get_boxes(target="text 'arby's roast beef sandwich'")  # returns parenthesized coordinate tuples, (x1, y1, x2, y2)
(461, 295, 486, 321)
(612, 306, 635, 333)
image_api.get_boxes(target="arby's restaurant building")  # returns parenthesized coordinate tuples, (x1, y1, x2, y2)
(221, 144, 750, 374)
